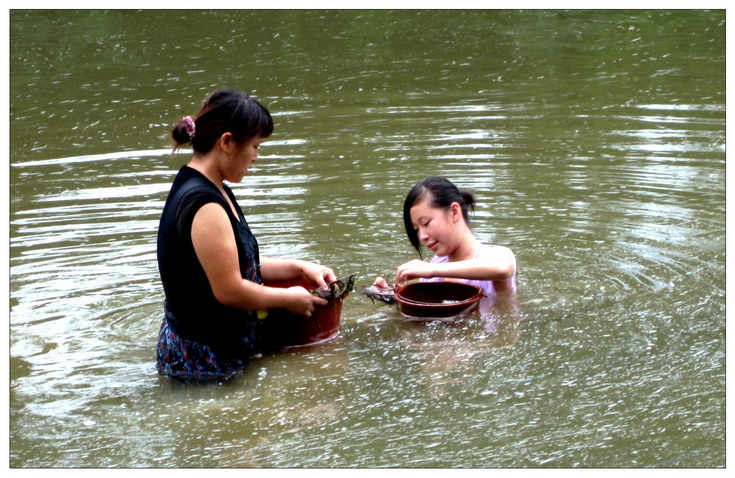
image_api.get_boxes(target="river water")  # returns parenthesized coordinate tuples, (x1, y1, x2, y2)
(9, 10, 725, 467)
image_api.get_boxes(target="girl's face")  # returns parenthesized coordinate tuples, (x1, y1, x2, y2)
(225, 134, 263, 182)
(409, 197, 462, 257)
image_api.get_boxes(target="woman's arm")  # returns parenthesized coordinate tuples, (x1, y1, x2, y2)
(260, 257, 336, 289)
(190, 203, 326, 316)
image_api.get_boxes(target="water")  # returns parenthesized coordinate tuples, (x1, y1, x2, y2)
(9, 10, 725, 467)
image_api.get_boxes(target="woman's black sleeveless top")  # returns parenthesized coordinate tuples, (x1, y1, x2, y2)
(157, 166, 262, 356)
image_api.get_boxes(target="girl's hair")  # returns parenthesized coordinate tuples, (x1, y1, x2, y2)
(172, 88, 274, 153)
(403, 176, 476, 257)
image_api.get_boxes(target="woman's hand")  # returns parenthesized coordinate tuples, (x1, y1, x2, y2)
(283, 286, 327, 317)
(299, 261, 337, 289)
(260, 257, 336, 289)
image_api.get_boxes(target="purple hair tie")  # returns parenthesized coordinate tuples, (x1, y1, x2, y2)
(182, 116, 196, 142)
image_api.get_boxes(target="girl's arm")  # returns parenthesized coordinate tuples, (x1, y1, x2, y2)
(190, 203, 326, 316)
(396, 246, 516, 284)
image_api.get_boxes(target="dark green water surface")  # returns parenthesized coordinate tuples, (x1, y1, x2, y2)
(9, 10, 725, 467)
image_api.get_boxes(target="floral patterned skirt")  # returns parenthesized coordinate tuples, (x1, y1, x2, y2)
(156, 317, 257, 383)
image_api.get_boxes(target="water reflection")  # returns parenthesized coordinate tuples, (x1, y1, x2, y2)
(396, 296, 522, 396)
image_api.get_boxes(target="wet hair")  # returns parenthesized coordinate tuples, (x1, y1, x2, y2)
(172, 88, 274, 153)
(403, 176, 476, 257)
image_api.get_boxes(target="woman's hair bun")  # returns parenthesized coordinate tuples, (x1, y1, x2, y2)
(172, 118, 193, 146)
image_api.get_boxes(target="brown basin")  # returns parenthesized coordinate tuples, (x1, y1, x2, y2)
(261, 277, 351, 348)
(395, 281, 482, 320)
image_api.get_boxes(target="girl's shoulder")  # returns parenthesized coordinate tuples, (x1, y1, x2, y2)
(476, 243, 515, 260)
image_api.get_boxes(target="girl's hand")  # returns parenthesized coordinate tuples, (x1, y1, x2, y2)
(395, 259, 434, 284)
(372, 277, 390, 288)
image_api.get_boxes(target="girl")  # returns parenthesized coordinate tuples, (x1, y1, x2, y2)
(156, 88, 336, 382)
(376, 176, 516, 296)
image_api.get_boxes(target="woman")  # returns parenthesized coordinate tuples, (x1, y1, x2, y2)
(376, 176, 516, 296)
(156, 88, 336, 382)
